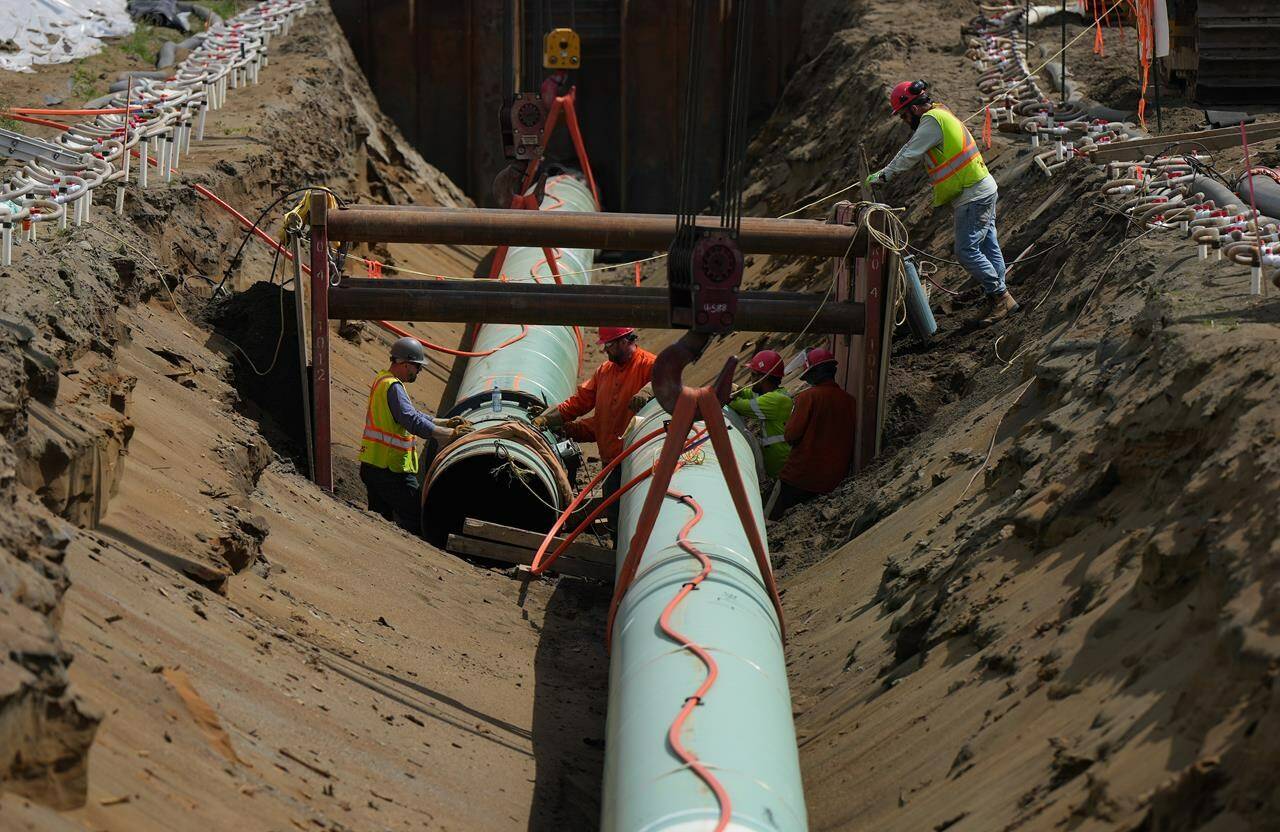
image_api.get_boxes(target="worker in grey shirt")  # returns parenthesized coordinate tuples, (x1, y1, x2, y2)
(867, 80, 1019, 324)
(358, 337, 472, 537)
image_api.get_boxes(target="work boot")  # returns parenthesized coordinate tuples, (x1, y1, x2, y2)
(980, 291, 1020, 325)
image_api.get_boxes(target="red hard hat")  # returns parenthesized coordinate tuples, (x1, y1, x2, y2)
(804, 347, 837, 371)
(597, 326, 635, 345)
(890, 80, 927, 114)
(747, 349, 784, 379)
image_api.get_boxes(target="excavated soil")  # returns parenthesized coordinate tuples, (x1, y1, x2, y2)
(1, 1, 1277, 831)
(1, 5, 606, 830)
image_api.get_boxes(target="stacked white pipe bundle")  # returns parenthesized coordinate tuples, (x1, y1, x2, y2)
(963, 3, 1140, 178)
(1103, 157, 1278, 295)
(959, 2, 1273, 294)
(0, 0, 316, 266)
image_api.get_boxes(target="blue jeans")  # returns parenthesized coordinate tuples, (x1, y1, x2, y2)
(953, 191, 1007, 296)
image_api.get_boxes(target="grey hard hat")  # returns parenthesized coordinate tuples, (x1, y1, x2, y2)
(390, 336, 428, 367)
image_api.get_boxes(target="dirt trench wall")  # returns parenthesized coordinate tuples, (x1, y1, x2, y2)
(0, 1, 468, 810)
(0, 330, 103, 808)
(740, 1, 1280, 829)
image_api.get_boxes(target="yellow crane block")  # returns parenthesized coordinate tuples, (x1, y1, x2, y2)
(543, 27, 580, 69)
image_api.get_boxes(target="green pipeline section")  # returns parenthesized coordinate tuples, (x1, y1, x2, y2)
(421, 174, 596, 545)
(453, 173, 597, 415)
(603, 401, 808, 831)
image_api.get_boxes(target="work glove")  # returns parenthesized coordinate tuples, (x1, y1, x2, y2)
(526, 403, 546, 418)
(629, 390, 653, 413)
(435, 416, 462, 428)
(451, 423, 475, 438)
(864, 170, 882, 188)
(532, 409, 564, 431)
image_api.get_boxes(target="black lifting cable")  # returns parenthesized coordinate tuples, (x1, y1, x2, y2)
(672, 0, 708, 258)
(667, 0, 755, 332)
(720, 0, 754, 237)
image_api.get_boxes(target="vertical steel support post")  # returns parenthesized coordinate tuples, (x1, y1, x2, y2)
(827, 201, 887, 473)
(1060, 0, 1067, 101)
(829, 201, 857, 395)
(290, 233, 316, 483)
(309, 195, 333, 491)
(854, 231, 885, 472)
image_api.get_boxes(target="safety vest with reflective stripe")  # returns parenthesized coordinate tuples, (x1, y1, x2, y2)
(358, 371, 419, 474)
(921, 106, 990, 207)
(729, 387, 793, 478)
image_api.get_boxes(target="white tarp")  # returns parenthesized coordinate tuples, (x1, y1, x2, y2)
(0, 0, 135, 73)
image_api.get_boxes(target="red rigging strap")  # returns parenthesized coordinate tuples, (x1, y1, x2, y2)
(529, 428, 710, 576)
(607, 331, 786, 651)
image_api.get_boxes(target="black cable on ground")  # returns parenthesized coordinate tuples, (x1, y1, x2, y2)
(212, 185, 347, 298)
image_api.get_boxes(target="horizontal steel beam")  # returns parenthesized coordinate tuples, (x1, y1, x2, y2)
(325, 206, 864, 256)
(328, 281, 863, 334)
(340, 277, 832, 304)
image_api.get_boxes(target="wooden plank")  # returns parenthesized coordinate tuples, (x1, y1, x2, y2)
(1089, 121, 1280, 163)
(446, 534, 613, 582)
(461, 518, 614, 566)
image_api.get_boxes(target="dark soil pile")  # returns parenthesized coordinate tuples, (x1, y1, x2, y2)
(206, 281, 308, 467)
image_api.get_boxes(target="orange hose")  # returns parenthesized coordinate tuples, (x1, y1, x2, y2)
(533, 432, 709, 574)
(9, 107, 135, 115)
(660, 489, 732, 831)
(2, 112, 71, 130)
(528, 427, 668, 575)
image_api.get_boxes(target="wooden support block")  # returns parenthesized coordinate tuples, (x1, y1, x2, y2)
(461, 518, 615, 566)
(1088, 121, 1280, 163)
(446, 534, 614, 582)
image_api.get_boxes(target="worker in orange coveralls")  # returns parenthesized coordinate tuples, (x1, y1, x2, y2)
(532, 327, 655, 537)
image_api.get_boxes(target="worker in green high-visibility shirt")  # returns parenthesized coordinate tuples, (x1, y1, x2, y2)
(728, 349, 793, 480)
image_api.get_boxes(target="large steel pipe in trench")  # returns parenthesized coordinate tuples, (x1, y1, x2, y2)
(412, 175, 807, 828)
(419, 174, 597, 545)
(327, 204, 865, 256)
(604, 403, 806, 831)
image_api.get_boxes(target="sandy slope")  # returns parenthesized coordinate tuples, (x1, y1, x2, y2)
(1, 4, 607, 829)
(750, 3, 1280, 830)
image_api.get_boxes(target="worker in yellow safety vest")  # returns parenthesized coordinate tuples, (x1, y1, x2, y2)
(866, 80, 1020, 324)
(359, 337, 472, 537)
(728, 349, 793, 481)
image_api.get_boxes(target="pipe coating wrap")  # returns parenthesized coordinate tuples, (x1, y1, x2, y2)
(603, 401, 806, 832)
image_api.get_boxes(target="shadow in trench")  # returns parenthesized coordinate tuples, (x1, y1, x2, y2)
(528, 577, 612, 831)
(318, 650, 534, 758)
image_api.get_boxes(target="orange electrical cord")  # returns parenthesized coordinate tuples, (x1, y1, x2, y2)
(373, 319, 529, 358)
